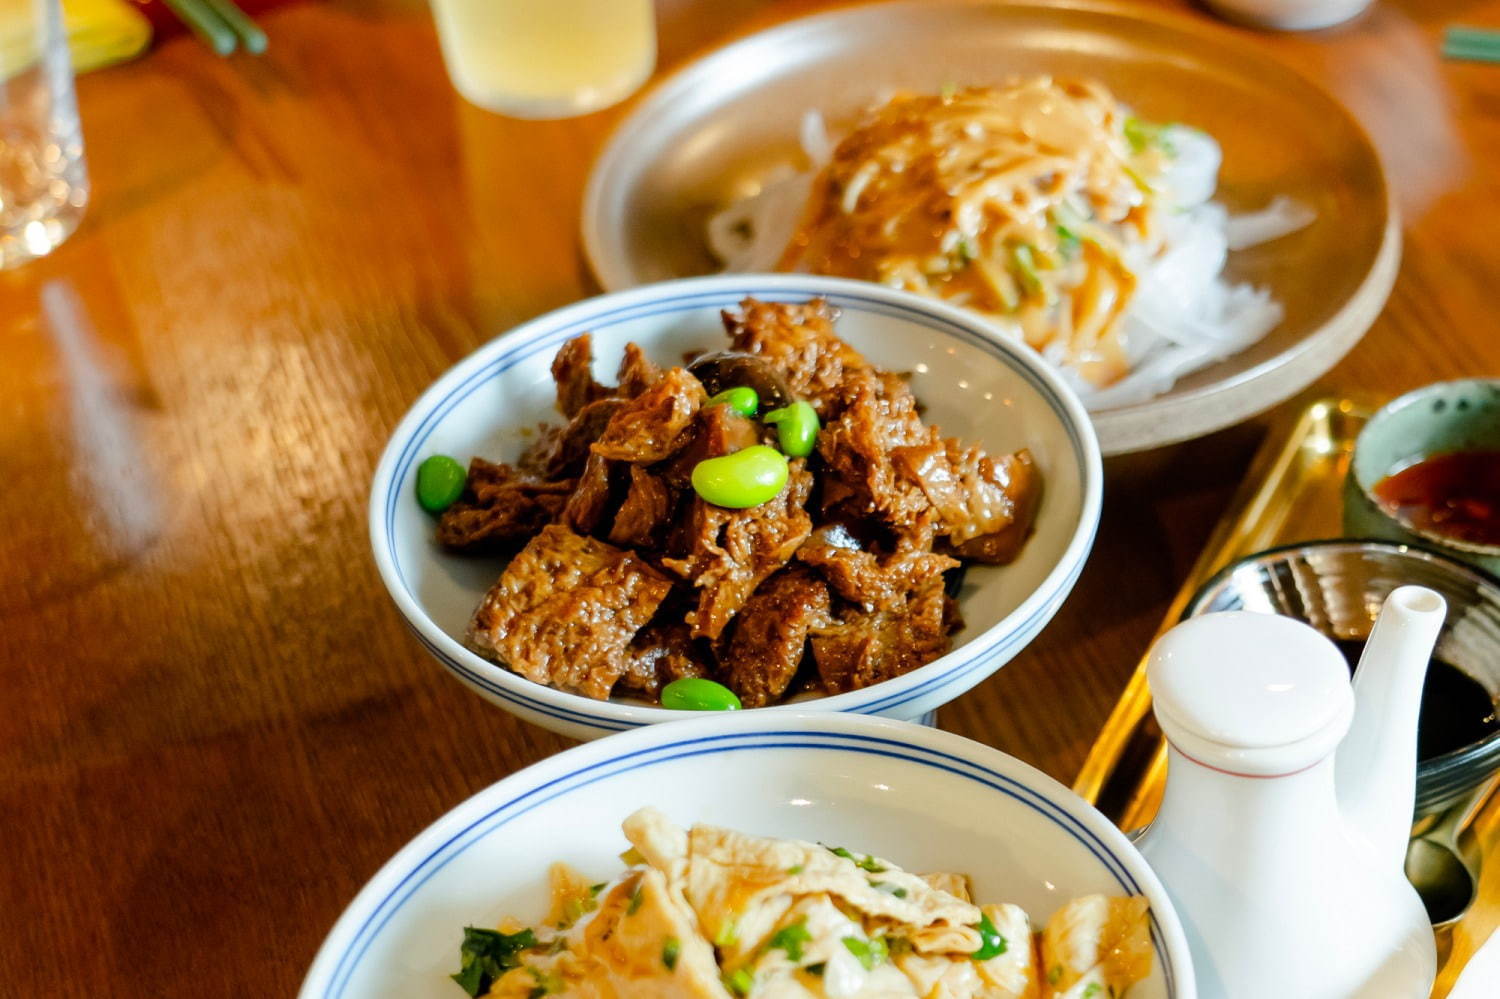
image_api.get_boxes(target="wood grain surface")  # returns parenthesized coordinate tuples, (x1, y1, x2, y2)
(2, 0, 1495, 993)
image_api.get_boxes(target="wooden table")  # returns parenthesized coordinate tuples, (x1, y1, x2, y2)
(4, 0, 1495, 992)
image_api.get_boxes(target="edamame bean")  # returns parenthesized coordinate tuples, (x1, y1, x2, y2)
(763, 401, 820, 458)
(691, 445, 789, 509)
(660, 677, 742, 711)
(416, 454, 467, 513)
(706, 385, 759, 417)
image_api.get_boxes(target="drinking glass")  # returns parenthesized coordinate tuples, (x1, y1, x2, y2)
(0, 0, 88, 268)
(430, 0, 656, 119)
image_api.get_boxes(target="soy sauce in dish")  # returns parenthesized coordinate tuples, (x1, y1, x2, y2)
(1373, 450, 1500, 547)
(1333, 638, 1500, 759)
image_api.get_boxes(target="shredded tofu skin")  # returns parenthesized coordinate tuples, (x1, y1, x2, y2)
(707, 78, 1313, 409)
(448, 809, 1155, 999)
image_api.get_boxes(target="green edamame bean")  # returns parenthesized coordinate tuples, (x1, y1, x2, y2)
(416, 454, 467, 514)
(660, 676, 742, 711)
(706, 385, 759, 417)
(763, 401, 820, 458)
(691, 445, 789, 509)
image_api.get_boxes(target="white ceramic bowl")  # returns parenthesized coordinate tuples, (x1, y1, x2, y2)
(370, 275, 1102, 739)
(300, 713, 1195, 999)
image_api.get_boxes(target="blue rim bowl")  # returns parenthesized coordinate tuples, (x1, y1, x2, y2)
(368, 275, 1102, 739)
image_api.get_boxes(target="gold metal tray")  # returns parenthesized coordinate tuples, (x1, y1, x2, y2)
(1072, 396, 1499, 996)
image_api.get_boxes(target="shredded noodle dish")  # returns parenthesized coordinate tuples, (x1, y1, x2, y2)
(709, 79, 1312, 408)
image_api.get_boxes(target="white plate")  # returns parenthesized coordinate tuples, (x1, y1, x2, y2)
(582, 0, 1398, 455)
(300, 713, 1196, 999)
(369, 275, 1101, 739)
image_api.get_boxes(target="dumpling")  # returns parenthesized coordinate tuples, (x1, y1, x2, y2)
(491, 867, 728, 999)
(622, 807, 981, 963)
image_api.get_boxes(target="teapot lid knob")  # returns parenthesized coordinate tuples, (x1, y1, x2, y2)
(1148, 612, 1354, 775)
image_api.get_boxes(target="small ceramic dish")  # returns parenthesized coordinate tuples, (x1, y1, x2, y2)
(1345, 379, 1500, 576)
(369, 275, 1102, 740)
(298, 712, 1195, 999)
(1186, 540, 1500, 815)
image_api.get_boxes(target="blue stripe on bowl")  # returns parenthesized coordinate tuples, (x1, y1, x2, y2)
(405, 626, 633, 732)
(378, 283, 1092, 729)
(320, 730, 1177, 998)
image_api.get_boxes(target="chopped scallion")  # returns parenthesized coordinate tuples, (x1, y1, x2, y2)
(768, 918, 812, 962)
(841, 935, 889, 971)
(971, 913, 1008, 961)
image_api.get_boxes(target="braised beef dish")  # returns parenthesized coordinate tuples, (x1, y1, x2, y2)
(435, 299, 1042, 707)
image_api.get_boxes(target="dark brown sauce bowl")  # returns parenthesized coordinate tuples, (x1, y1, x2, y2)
(1344, 379, 1500, 576)
(1186, 539, 1500, 817)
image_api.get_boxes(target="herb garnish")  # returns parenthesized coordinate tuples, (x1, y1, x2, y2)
(1011, 243, 1045, 297)
(662, 937, 681, 971)
(1083, 984, 1103, 998)
(1123, 116, 1176, 156)
(870, 880, 909, 899)
(626, 884, 644, 916)
(525, 966, 562, 998)
(714, 919, 739, 948)
(768, 918, 812, 961)
(723, 968, 754, 995)
(450, 926, 537, 997)
(841, 935, 889, 970)
(971, 912, 1008, 961)
(1055, 223, 1080, 258)
(805, 962, 827, 977)
(825, 845, 886, 873)
(558, 892, 598, 928)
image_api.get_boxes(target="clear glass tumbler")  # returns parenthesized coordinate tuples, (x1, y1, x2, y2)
(430, 0, 656, 119)
(0, 0, 87, 268)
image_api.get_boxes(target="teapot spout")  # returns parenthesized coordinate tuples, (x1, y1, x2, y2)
(1335, 586, 1446, 870)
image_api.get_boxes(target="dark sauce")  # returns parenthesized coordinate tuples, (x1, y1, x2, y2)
(1333, 639, 1500, 760)
(1373, 450, 1500, 547)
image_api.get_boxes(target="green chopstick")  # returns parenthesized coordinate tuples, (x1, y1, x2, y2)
(203, 0, 269, 55)
(162, 0, 236, 55)
(1443, 42, 1500, 64)
(1443, 26, 1500, 63)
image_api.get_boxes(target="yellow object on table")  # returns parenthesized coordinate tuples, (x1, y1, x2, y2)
(0, 0, 151, 78)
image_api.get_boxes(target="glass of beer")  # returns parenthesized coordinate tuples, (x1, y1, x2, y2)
(430, 0, 656, 119)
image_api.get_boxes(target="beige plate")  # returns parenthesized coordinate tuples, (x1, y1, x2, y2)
(582, 0, 1399, 455)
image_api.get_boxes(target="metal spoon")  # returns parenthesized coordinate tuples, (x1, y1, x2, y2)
(1405, 775, 1499, 927)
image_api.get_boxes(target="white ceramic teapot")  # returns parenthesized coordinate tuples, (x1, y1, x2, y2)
(1134, 585, 1446, 999)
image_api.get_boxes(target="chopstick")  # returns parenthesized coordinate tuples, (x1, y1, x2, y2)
(161, 0, 268, 56)
(203, 0, 268, 54)
(1443, 26, 1500, 63)
(161, 0, 236, 55)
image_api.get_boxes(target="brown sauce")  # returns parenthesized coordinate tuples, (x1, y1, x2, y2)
(1333, 638, 1499, 760)
(1372, 450, 1500, 547)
